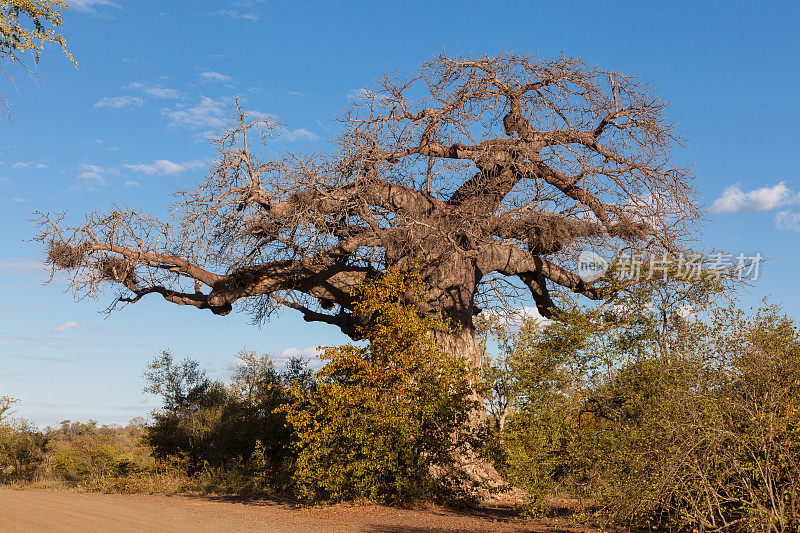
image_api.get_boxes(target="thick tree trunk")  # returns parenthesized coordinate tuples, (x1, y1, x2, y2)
(432, 326, 483, 373)
(431, 326, 513, 496)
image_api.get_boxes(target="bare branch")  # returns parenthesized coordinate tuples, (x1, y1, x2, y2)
(35, 52, 700, 343)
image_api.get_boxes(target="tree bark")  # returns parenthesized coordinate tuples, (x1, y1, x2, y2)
(432, 326, 483, 373)
(430, 325, 513, 493)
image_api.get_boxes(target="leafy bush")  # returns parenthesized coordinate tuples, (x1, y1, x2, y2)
(283, 266, 479, 504)
(0, 398, 47, 483)
(144, 349, 314, 491)
(485, 279, 800, 532)
(39, 420, 182, 492)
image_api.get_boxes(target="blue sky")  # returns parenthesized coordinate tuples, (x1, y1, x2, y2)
(1, 0, 798, 426)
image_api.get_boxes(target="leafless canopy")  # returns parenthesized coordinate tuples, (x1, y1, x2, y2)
(36, 52, 698, 340)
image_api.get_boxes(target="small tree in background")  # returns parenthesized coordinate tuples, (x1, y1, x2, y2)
(0, 396, 47, 483)
(284, 266, 479, 503)
(0, 396, 17, 424)
(143, 349, 313, 491)
(143, 351, 214, 413)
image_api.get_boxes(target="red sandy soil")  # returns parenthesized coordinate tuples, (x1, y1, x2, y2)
(0, 488, 605, 532)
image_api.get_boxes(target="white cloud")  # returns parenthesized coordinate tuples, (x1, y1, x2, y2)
(67, 0, 119, 13)
(124, 159, 204, 176)
(124, 180, 140, 187)
(246, 110, 272, 120)
(347, 87, 371, 102)
(145, 87, 182, 99)
(77, 164, 108, 189)
(94, 96, 144, 109)
(0, 259, 45, 275)
(216, 10, 259, 21)
(12, 161, 48, 170)
(53, 321, 80, 333)
(282, 128, 318, 142)
(124, 82, 182, 99)
(275, 346, 324, 368)
(775, 210, 800, 232)
(224, 346, 323, 376)
(163, 97, 227, 129)
(481, 306, 548, 331)
(710, 182, 799, 213)
(200, 71, 233, 83)
(192, 130, 219, 143)
(277, 346, 321, 359)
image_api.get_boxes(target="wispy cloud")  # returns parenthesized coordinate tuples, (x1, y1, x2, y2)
(347, 87, 370, 102)
(200, 71, 233, 83)
(124, 180, 140, 187)
(274, 346, 324, 369)
(76, 164, 108, 189)
(215, 0, 265, 21)
(94, 95, 144, 109)
(67, 0, 120, 14)
(281, 128, 318, 142)
(10, 354, 73, 362)
(192, 131, 219, 143)
(12, 161, 48, 170)
(216, 10, 259, 21)
(53, 321, 79, 333)
(163, 97, 228, 129)
(482, 306, 548, 330)
(710, 182, 800, 214)
(0, 259, 45, 275)
(277, 346, 321, 359)
(246, 110, 272, 120)
(775, 210, 800, 232)
(124, 159, 204, 175)
(124, 82, 182, 99)
(1, 333, 150, 350)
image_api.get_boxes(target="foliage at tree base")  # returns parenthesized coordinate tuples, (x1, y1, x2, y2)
(283, 266, 481, 504)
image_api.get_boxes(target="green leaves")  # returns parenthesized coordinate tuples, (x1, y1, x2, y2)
(283, 265, 478, 503)
(486, 281, 800, 531)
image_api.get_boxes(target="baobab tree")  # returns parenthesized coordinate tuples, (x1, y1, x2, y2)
(36, 52, 698, 375)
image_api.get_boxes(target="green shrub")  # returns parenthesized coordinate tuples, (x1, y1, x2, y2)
(283, 266, 479, 504)
(487, 278, 800, 532)
(0, 416, 47, 483)
(42, 420, 160, 490)
(144, 349, 313, 490)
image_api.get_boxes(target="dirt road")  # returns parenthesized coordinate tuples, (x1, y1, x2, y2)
(0, 489, 599, 532)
